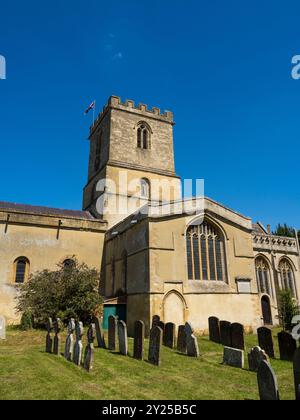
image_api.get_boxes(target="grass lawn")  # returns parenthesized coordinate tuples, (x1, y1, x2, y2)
(0, 327, 295, 400)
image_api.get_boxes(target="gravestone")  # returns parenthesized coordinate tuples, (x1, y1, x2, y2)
(293, 347, 300, 400)
(53, 318, 62, 355)
(152, 315, 160, 329)
(93, 316, 106, 349)
(64, 318, 75, 361)
(157, 321, 165, 333)
(208, 317, 220, 344)
(185, 322, 200, 358)
(108, 315, 118, 351)
(73, 321, 84, 366)
(45, 318, 53, 354)
(231, 323, 245, 350)
(148, 326, 163, 366)
(257, 361, 280, 400)
(223, 347, 244, 369)
(84, 323, 96, 372)
(257, 327, 275, 358)
(220, 321, 232, 347)
(0, 315, 6, 340)
(177, 325, 187, 354)
(278, 331, 297, 362)
(163, 323, 176, 349)
(133, 320, 145, 360)
(248, 346, 269, 372)
(118, 320, 128, 356)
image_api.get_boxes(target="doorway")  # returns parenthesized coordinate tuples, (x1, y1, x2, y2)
(261, 296, 273, 325)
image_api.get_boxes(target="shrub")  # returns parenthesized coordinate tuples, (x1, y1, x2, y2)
(278, 289, 299, 331)
(20, 310, 33, 331)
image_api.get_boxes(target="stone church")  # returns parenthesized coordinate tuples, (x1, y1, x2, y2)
(1, 95, 299, 336)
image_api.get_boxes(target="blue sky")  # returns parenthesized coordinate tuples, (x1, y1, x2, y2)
(0, 0, 300, 229)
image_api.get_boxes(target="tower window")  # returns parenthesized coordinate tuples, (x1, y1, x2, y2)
(137, 123, 151, 149)
(94, 132, 102, 172)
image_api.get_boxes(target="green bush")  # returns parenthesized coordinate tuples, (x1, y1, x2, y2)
(278, 289, 299, 331)
(20, 311, 33, 331)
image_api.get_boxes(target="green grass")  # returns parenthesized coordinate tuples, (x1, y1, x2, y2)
(0, 327, 295, 400)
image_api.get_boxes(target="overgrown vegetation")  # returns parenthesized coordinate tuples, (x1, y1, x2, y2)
(278, 289, 299, 331)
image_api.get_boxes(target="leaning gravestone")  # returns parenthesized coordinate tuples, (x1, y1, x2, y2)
(257, 361, 280, 400)
(278, 331, 297, 362)
(158, 321, 165, 333)
(223, 347, 244, 369)
(248, 346, 269, 372)
(118, 320, 128, 356)
(45, 318, 53, 354)
(0, 315, 6, 340)
(64, 318, 75, 361)
(152, 315, 160, 329)
(73, 321, 84, 366)
(148, 326, 163, 366)
(208, 317, 220, 344)
(177, 325, 187, 354)
(53, 318, 62, 356)
(293, 347, 300, 400)
(84, 323, 96, 372)
(133, 320, 145, 360)
(108, 315, 118, 351)
(163, 322, 176, 349)
(257, 327, 275, 358)
(93, 316, 106, 349)
(220, 321, 232, 347)
(231, 323, 245, 350)
(185, 322, 200, 358)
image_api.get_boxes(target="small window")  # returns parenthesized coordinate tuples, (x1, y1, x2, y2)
(63, 259, 75, 269)
(141, 178, 151, 199)
(137, 123, 151, 149)
(15, 258, 29, 284)
(94, 132, 102, 171)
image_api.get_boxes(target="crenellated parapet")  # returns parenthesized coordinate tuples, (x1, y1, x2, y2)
(252, 233, 298, 254)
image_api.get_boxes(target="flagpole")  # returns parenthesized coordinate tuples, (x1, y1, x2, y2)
(93, 100, 96, 125)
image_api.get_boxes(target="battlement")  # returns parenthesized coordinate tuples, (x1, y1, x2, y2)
(90, 95, 174, 133)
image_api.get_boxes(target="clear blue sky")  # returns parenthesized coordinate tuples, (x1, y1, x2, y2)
(0, 0, 300, 230)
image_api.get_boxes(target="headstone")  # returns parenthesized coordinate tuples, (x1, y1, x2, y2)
(148, 326, 163, 366)
(84, 323, 96, 372)
(0, 315, 6, 340)
(220, 321, 232, 347)
(73, 321, 84, 366)
(208, 317, 220, 344)
(185, 322, 200, 358)
(152, 315, 160, 329)
(108, 315, 118, 351)
(257, 361, 280, 400)
(53, 318, 62, 355)
(64, 318, 75, 361)
(93, 316, 106, 349)
(257, 327, 275, 358)
(163, 322, 176, 349)
(45, 318, 53, 354)
(231, 323, 245, 350)
(293, 347, 300, 400)
(223, 346, 244, 369)
(118, 320, 128, 356)
(177, 325, 187, 354)
(278, 331, 297, 362)
(133, 320, 145, 360)
(157, 321, 165, 333)
(248, 346, 269, 372)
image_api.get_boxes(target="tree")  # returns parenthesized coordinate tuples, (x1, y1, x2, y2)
(273, 223, 300, 242)
(16, 259, 103, 326)
(277, 289, 299, 331)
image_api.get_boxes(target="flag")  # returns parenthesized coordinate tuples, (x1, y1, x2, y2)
(84, 100, 95, 115)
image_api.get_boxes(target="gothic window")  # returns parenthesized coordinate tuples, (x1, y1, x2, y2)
(141, 178, 151, 199)
(94, 132, 102, 171)
(137, 123, 150, 149)
(279, 259, 296, 297)
(14, 257, 29, 284)
(255, 257, 272, 297)
(186, 221, 227, 282)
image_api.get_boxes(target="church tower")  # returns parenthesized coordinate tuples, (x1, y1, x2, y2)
(83, 96, 182, 227)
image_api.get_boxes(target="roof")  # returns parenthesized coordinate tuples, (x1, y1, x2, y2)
(252, 222, 268, 235)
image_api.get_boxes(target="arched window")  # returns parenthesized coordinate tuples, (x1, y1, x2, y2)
(186, 221, 227, 282)
(255, 257, 272, 297)
(137, 123, 150, 149)
(14, 257, 29, 284)
(279, 259, 296, 297)
(63, 259, 75, 269)
(140, 178, 151, 200)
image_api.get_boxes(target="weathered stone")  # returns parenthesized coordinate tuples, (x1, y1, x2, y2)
(231, 323, 245, 350)
(208, 317, 220, 344)
(185, 322, 200, 358)
(93, 316, 106, 349)
(53, 318, 62, 355)
(293, 347, 300, 400)
(118, 320, 128, 356)
(257, 327, 275, 358)
(73, 321, 84, 366)
(133, 320, 145, 360)
(148, 326, 163, 366)
(152, 315, 160, 329)
(223, 346, 244, 369)
(177, 325, 187, 354)
(248, 346, 269, 372)
(108, 315, 118, 351)
(257, 361, 280, 400)
(220, 321, 232, 347)
(84, 323, 96, 372)
(278, 331, 297, 362)
(157, 321, 165, 333)
(163, 322, 176, 349)
(0, 315, 6, 340)
(45, 318, 53, 354)
(64, 318, 75, 361)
